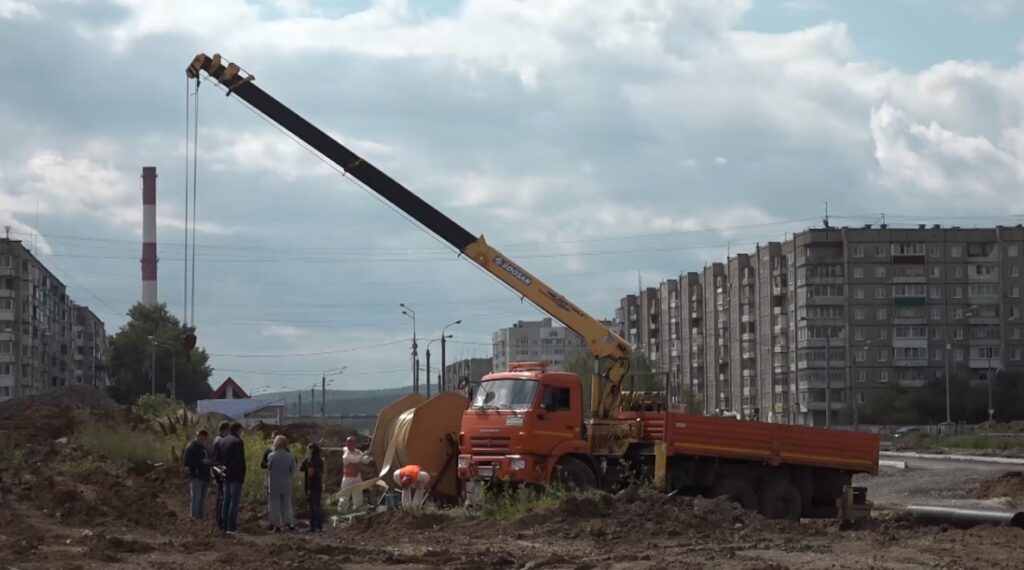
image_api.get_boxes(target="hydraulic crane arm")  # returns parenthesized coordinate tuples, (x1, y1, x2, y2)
(187, 53, 631, 419)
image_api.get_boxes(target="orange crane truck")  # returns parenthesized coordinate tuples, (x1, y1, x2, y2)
(189, 54, 879, 521)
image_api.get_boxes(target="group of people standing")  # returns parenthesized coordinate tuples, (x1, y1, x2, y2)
(183, 421, 247, 533)
(183, 424, 435, 534)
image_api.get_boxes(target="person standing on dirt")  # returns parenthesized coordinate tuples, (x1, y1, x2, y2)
(339, 435, 372, 512)
(266, 435, 296, 532)
(212, 420, 231, 531)
(184, 428, 213, 521)
(300, 442, 325, 533)
(220, 422, 247, 534)
(211, 421, 231, 531)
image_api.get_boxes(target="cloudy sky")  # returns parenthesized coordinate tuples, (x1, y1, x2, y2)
(2, 0, 1023, 393)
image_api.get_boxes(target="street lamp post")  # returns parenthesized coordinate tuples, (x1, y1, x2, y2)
(426, 336, 452, 397)
(401, 304, 418, 393)
(441, 320, 462, 391)
(320, 367, 344, 420)
(148, 337, 176, 399)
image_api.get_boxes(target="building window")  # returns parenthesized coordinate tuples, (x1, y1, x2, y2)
(854, 328, 865, 340)
(854, 308, 864, 321)
(876, 309, 887, 320)
(1010, 245, 1020, 257)
(0, 299, 12, 311)
(853, 245, 864, 258)
(855, 349, 866, 362)
(951, 246, 962, 258)
(954, 349, 964, 361)
(879, 328, 889, 340)
(1013, 349, 1022, 361)
(932, 348, 943, 361)
(1013, 286, 1021, 298)
(0, 363, 10, 375)
(1012, 266, 1021, 277)
(953, 286, 963, 299)
(857, 391, 867, 404)
(875, 266, 886, 278)
(878, 348, 890, 362)
(1011, 307, 1021, 319)
(954, 266, 963, 277)
(879, 370, 889, 383)
(854, 287, 864, 299)
(953, 328, 964, 340)
(853, 267, 864, 278)
(0, 342, 11, 355)
(930, 266, 940, 278)
(0, 256, 10, 268)
(1012, 328, 1021, 340)
(930, 328, 941, 340)
(875, 245, 886, 257)
(929, 287, 941, 299)
(930, 307, 942, 320)
(875, 287, 886, 299)
(858, 371, 866, 383)
(929, 245, 940, 257)
(953, 308, 963, 319)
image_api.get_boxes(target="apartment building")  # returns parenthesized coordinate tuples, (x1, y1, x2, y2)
(616, 225, 1024, 426)
(0, 239, 107, 401)
(492, 318, 587, 372)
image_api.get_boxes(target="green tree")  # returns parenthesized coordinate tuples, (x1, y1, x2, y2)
(107, 303, 213, 405)
(563, 349, 670, 415)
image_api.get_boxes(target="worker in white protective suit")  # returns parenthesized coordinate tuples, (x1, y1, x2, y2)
(393, 465, 431, 510)
(338, 436, 372, 511)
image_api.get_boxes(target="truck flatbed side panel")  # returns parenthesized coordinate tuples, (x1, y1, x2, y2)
(621, 413, 880, 475)
(773, 422, 880, 475)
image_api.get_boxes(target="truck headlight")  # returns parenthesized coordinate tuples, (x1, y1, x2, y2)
(458, 457, 470, 469)
(510, 457, 526, 471)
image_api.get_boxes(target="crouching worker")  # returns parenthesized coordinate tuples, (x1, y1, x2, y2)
(393, 465, 430, 510)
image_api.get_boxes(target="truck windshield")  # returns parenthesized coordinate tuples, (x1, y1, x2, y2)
(471, 380, 538, 410)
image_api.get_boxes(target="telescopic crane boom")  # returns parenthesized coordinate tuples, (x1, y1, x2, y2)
(186, 53, 631, 421)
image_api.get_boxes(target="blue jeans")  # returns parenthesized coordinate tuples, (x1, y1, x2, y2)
(215, 481, 225, 530)
(189, 478, 209, 520)
(221, 481, 243, 532)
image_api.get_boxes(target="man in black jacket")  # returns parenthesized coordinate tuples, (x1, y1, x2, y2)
(219, 422, 247, 533)
(211, 421, 231, 531)
(184, 429, 212, 520)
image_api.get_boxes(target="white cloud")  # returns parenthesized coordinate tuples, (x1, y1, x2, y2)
(206, 130, 395, 181)
(261, 323, 307, 339)
(0, 0, 39, 18)
(714, 156, 728, 166)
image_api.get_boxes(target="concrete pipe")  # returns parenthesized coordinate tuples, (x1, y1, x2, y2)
(906, 505, 1024, 529)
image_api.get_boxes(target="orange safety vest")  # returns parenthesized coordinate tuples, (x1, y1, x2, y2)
(396, 464, 422, 483)
(343, 449, 362, 477)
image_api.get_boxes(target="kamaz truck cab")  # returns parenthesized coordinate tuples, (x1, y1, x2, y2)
(458, 362, 596, 487)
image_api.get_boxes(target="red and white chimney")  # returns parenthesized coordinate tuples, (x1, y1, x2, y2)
(141, 166, 158, 306)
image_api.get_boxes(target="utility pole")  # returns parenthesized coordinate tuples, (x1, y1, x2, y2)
(298, 392, 303, 417)
(425, 347, 431, 397)
(401, 304, 418, 392)
(441, 320, 462, 391)
(149, 338, 156, 395)
(170, 353, 176, 400)
(987, 352, 994, 423)
(944, 342, 952, 423)
(825, 332, 831, 428)
(310, 387, 315, 416)
(321, 374, 326, 420)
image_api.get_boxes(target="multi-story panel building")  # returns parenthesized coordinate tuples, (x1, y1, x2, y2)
(73, 305, 108, 389)
(617, 225, 1024, 426)
(0, 239, 105, 402)
(491, 318, 587, 372)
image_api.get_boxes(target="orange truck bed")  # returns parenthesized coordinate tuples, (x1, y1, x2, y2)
(620, 412, 880, 475)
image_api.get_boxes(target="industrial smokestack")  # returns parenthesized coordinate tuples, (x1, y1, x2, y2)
(141, 166, 158, 306)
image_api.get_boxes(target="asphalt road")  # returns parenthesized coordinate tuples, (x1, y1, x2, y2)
(856, 454, 1021, 509)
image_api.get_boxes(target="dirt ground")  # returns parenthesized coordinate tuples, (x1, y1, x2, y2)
(2, 399, 1022, 569)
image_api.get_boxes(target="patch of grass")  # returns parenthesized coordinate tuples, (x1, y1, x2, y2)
(914, 432, 1024, 451)
(241, 433, 306, 506)
(0, 446, 28, 472)
(77, 421, 173, 468)
(470, 484, 607, 521)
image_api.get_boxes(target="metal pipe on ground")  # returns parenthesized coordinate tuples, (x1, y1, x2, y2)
(906, 505, 1024, 529)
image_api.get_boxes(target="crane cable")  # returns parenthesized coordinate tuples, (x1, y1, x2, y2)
(183, 76, 202, 327)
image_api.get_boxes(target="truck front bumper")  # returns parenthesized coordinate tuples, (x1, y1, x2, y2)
(458, 454, 541, 483)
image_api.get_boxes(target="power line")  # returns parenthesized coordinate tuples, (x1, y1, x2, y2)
(209, 338, 410, 358)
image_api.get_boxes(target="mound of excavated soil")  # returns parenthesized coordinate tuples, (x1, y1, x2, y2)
(976, 471, 1024, 501)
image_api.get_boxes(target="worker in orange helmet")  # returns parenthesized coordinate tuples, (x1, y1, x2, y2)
(338, 435, 372, 512)
(392, 465, 430, 510)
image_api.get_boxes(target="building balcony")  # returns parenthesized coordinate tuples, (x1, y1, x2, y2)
(741, 368, 755, 378)
(969, 358, 1002, 369)
(804, 401, 846, 412)
(741, 313, 755, 323)
(773, 363, 788, 373)
(742, 351, 755, 361)
(897, 378, 928, 388)
(892, 338, 928, 348)
(772, 306, 787, 316)
(773, 343, 787, 354)
(893, 275, 927, 284)
(968, 315, 1000, 325)
(741, 332, 755, 342)
(805, 295, 845, 305)
(691, 359, 704, 368)
(893, 357, 928, 367)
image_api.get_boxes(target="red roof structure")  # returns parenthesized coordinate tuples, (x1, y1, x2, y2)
(210, 377, 250, 400)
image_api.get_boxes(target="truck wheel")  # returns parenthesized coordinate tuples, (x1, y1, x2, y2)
(712, 478, 757, 511)
(758, 480, 802, 521)
(553, 457, 597, 489)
